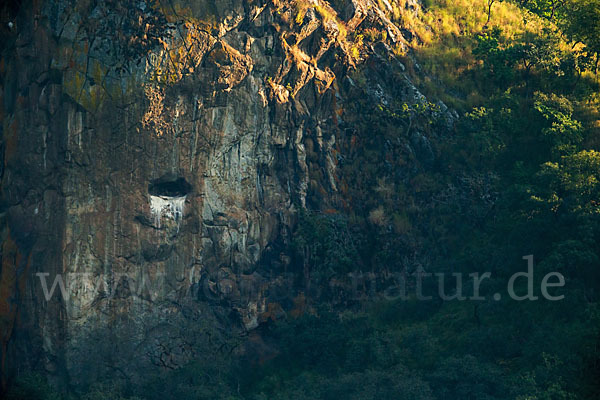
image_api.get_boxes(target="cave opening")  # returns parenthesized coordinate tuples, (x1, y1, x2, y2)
(148, 177, 192, 198)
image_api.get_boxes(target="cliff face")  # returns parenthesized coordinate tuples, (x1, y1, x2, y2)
(0, 0, 454, 389)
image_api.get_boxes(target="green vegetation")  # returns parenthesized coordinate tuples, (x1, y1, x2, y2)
(268, 1, 599, 399)
(292, 210, 361, 279)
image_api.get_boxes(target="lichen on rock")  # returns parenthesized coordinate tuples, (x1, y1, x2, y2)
(0, 0, 454, 390)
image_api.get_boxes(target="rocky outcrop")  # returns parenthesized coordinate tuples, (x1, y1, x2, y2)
(0, 0, 456, 390)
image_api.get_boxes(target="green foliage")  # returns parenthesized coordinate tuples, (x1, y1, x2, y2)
(137, 357, 242, 400)
(292, 210, 361, 277)
(536, 150, 600, 215)
(534, 93, 583, 153)
(560, 0, 600, 68)
(521, 0, 600, 72)
(473, 27, 584, 93)
(519, 0, 567, 20)
(429, 356, 507, 399)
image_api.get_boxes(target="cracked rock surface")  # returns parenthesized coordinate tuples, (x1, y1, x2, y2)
(0, 0, 455, 387)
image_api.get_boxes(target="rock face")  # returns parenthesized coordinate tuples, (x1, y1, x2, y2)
(0, 0, 454, 389)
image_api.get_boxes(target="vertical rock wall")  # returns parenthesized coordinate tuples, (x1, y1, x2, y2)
(0, 0, 452, 389)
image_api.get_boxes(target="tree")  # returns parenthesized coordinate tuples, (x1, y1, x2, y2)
(520, 0, 567, 20)
(559, 0, 600, 72)
(536, 150, 600, 215)
(486, 0, 503, 25)
(292, 210, 361, 288)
